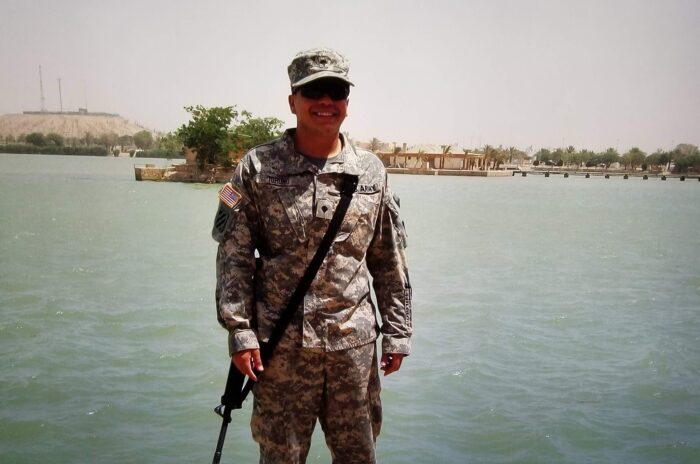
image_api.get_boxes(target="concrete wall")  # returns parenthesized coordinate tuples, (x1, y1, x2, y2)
(135, 163, 234, 183)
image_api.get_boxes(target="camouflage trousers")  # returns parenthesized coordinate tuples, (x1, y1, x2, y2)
(251, 333, 382, 464)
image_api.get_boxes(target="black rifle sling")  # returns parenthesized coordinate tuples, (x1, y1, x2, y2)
(240, 173, 359, 400)
(218, 173, 359, 410)
(213, 173, 359, 464)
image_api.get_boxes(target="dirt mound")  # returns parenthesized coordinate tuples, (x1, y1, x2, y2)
(0, 113, 151, 139)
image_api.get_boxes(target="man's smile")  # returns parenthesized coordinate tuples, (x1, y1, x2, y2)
(312, 110, 337, 117)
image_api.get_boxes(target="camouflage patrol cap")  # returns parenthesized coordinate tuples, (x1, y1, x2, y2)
(288, 47, 354, 89)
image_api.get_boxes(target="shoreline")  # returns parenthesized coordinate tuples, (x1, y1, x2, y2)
(134, 163, 699, 183)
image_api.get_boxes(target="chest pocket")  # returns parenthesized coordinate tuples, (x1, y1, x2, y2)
(255, 174, 313, 252)
(314, 175, 381, 244)
(336, 188, 382, 247)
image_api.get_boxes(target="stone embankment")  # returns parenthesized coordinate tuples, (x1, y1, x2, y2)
(135, 163, 233, 183)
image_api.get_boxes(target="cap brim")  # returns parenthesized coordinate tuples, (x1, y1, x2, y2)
(291, 71, 354, 88)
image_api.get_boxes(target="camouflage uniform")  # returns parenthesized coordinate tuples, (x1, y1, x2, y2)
(213, 129, 411, 463)
(214, 44, 411, 463)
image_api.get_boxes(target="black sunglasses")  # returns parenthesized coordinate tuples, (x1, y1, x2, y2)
(296, 80, 350, 101)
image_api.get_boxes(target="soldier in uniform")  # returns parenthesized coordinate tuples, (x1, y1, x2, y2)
(213, 47, 412, 464)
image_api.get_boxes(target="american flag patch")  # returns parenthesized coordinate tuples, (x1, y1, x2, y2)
(219, 183, 242, 209)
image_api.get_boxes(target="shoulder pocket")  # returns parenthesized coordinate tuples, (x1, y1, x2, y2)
(387, 192, 408, 248)
(212, 202, 232, 243)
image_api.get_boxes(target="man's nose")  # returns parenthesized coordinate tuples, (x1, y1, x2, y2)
(317, 93, 334, 103)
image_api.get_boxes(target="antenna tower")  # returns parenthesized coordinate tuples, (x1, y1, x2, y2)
(39, 66, 47, 112)
(58, 78, 63, 113)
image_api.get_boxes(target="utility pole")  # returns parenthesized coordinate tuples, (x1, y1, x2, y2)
(57, 78, 63, 113)
(39, 66, 47, 112)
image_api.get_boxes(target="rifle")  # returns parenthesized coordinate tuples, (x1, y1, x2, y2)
(212, 174, 358, 464)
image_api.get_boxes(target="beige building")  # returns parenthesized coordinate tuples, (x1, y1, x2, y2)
(377, 147, 487, 171)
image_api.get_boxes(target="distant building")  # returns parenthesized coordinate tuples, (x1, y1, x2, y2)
(377, 147, 487, 171)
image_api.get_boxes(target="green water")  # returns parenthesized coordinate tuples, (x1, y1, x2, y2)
(1, 154, 699, 463)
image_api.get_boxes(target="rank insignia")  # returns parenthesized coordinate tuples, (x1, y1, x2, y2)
(219, 183, 243, 209)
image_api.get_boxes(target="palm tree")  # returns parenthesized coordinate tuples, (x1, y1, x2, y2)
(484, 145, 506, 169)
(483, 144, 497, 170)
(621, 147, 646, 170)
(564, 145, 576, 167)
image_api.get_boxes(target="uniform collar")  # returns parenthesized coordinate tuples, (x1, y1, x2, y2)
(268, 129, 363, 176)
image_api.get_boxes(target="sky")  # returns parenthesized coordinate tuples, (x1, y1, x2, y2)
(1, 0, 698, 153)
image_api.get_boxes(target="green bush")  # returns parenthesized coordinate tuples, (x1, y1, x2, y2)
(47, 133, 64, 146)
(1, 143, 41, 154)
(26, 132, 46, 146)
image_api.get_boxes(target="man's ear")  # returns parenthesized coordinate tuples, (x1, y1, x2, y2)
(288, 94, 296, 114)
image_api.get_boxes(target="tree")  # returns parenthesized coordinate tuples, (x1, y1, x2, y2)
(575, 149, 596, 168)
(562, 145, 576, 166)
(646, 149, 671, 171)
(482, 145, 498, 169)
(534, 148, 551, 164)
(505, 146, 528, 164)
(177, 106, 283, 168)
(492, 146, 507, 169)
(177, 105, 239, 168)
(133, 130, 154, 150)
(82, 132, 94, 146)
(368, 137, 382, 152)
(26, 132, 46, 146)
(597, 148, 620, 169)
(46, 133, 64, 146)
(481, 145, 506, 169)
(621, 147, 646, 170)
(157, 132, 183, 153)
(98, 132, 119, 153)
(225, 111, 284, 160)
(550, 148, 565, 166)
(671, 143, 700, 173)
(118, 134, 134, 148)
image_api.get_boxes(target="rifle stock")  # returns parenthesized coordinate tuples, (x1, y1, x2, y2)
(212, 363, 247, 464)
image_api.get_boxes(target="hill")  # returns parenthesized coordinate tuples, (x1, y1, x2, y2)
(0, 112, 152, 139)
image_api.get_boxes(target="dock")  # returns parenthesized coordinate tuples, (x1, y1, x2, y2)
(386, 168, 512, 177)
(513, 170, 699, 181)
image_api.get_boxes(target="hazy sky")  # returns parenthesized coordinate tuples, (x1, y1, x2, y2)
(1, 0, 698, 153)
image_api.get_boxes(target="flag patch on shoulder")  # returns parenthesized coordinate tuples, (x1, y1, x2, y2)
(219, 183, 243, 209)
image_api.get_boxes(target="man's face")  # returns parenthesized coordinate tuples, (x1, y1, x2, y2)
(288, 78, 349, 137)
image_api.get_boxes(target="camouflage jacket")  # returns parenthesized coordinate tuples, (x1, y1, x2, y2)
(213, 129, 412, 355)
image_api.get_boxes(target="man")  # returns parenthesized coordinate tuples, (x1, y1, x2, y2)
(213, 47, 412, 464)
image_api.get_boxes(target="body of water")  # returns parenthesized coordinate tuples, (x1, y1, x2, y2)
(1, 154, 699, 463)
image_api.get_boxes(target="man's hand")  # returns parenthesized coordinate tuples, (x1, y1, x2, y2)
(232, 349, 264, 381)
(380, 353, 405, 376)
